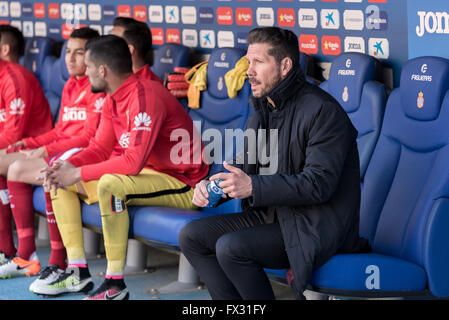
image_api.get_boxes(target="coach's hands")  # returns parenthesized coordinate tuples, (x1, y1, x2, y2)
(209, 161, 252, 199)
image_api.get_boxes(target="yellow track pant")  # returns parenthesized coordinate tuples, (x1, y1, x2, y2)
(51, 168, 195, 274)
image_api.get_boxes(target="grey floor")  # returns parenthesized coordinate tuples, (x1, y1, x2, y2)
(0, 228, 296, 301)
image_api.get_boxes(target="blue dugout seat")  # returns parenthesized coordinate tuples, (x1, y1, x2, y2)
(265, 52, 387, 284)
(308, 56, 449, 298)
(22, 37, 53, 86)
(320, 52, 386, 181)
(151, 43, 190, 83)
(41, 41, 70, 121)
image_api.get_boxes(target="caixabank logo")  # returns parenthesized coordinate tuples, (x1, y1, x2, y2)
(321, 9, 340, 29)
(368, 38, 389, 59)
(408, 0, 449, 59)
(0, 2, 8, 17)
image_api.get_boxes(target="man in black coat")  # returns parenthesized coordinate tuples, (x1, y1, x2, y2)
(179, 27, 369, 300)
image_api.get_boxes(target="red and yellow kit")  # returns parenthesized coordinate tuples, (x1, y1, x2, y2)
(23, 76, 105, 157)
(68, 73, 208, 187)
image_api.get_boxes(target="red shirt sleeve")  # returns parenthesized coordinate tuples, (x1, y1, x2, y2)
(67, 97, 117, 168)
(0, 75, 34, 148)
(22, 119, 61, 149)
(78, 81, 166, 181)
(44, 94, 105, 157)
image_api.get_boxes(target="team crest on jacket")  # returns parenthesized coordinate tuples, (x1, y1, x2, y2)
(10, 98, 25, 115)
(119, 132, 130, 149)
(94, 97, 105, 113)
(133, 112, 151, 131)
(74, 90, 87, 104)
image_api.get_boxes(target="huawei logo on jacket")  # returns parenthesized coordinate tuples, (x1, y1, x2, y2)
(119, 132, 130, 149)
(10, 98, 25, 115)
(133, 112, 151, 131)
(94, 97, 105, 113)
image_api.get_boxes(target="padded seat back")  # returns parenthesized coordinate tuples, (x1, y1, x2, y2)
(22, 37, 53, 85)
(43, 41, 70, 120)
(320, 52, 386, 181)
(189, 48, 251, 214)
(360, 56, 449, 295)
(151, 43, 190, 82)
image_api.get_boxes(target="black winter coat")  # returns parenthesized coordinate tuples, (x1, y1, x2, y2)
(239, 68, 369, 299)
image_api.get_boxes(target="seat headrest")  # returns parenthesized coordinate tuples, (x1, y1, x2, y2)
(22, 37, 52, 78)
(206, 48, 246, 99)
(153, 43, 190, 80)
(328, 52, 376, 113)
(59, 41, 70, 80)
(399, 56, 449, 121)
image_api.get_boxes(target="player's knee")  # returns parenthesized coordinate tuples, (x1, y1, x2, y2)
(7, 159, 26, 181)
(98, 174, 123, 195)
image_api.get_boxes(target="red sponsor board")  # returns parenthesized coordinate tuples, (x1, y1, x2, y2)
(321, 36, 341, 55)
(217, 7, 233, 25)
(166, 29, 181, 44)
(0, 21, 9, 25)
(151, 28, 164, 45)
(62, 24, 87, 39)
(48, 3, 59, 19)
(133, 5, 147, 22)
(368, 0, 387, 2)
(277, 8, 295, 27)
(236, 8, 252, 26)
(34, 3, 46, 18)
(118, 5, 131, 18)
(62, 24, 74, 39)
(299, 34, 318, 54)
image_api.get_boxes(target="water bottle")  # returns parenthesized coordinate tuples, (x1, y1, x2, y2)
(206, 179, 224, 208)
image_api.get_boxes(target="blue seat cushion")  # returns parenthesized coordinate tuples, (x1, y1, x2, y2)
(81, 203, 137, 236)
(32, 186, 46, 213)
(133, 205, 238, 247)
(309, 253, 427, 293)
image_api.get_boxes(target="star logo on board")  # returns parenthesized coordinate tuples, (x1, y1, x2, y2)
(325, 12, 335, 26)
(373, 41, 384, 56)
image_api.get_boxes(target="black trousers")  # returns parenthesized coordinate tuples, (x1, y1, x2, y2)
(178, 210, 290, 300)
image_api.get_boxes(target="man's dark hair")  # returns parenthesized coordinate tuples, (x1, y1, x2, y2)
(70, 27, 100, 41)
(113, 17, 153, 64)
(0, 25, 25, 57)
(247, 27, 299, 68)
(85, 35, 132, 74)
